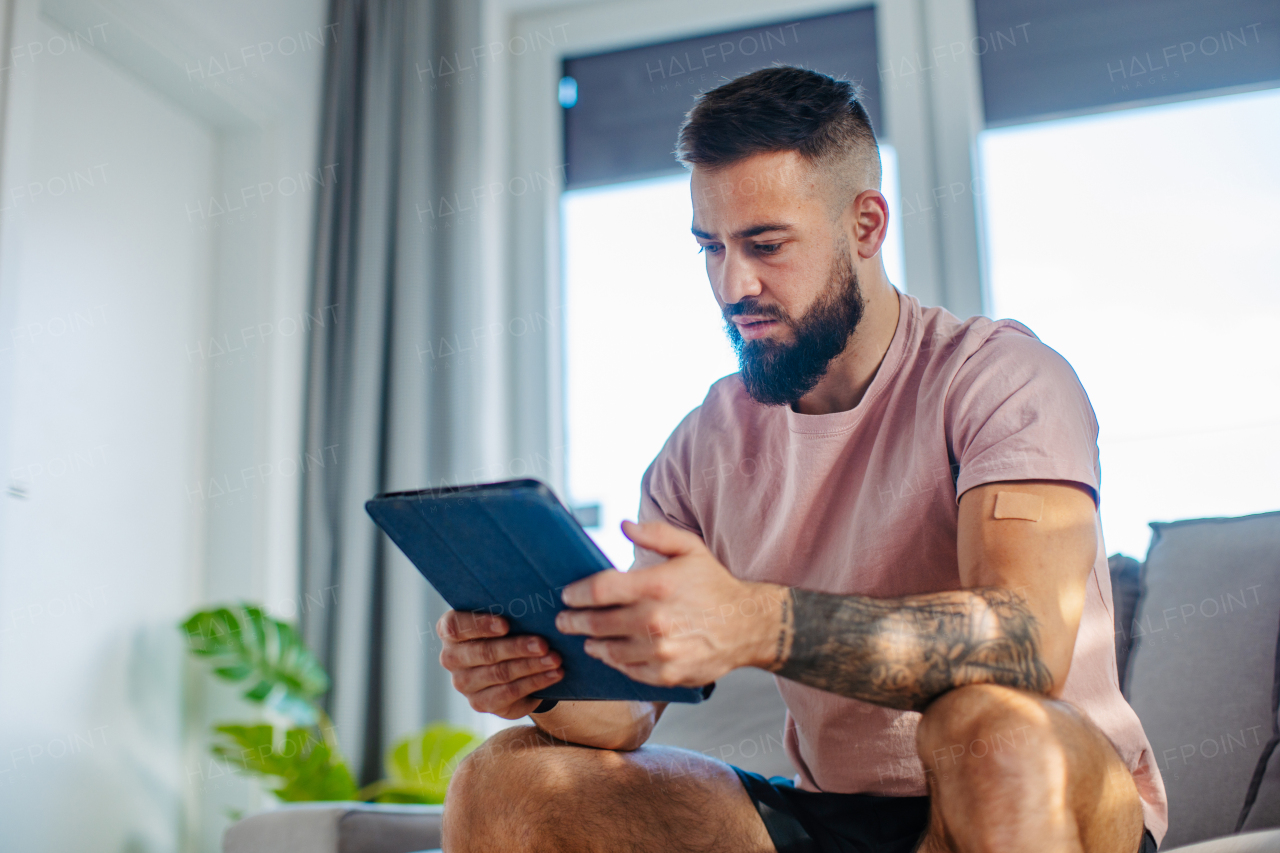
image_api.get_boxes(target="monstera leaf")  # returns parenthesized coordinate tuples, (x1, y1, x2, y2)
(183, 602, 478, 807)
(213, 723, 357, 802)
(182, 605, 328, 726)
(359, 722, 483, 804)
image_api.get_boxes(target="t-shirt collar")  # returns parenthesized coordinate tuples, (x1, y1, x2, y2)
(783, 287, 915, 435)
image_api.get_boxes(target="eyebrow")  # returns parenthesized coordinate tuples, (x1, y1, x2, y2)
(691, 222, 795, 240)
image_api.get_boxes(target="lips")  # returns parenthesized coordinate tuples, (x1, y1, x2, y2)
(733, 317, 780, 341)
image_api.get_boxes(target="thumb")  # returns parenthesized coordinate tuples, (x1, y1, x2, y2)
(622, 519, 705, 558)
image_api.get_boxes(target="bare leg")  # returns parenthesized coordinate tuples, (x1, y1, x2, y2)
(443, 725, 775, 853)
(915, 685, 1145, 853)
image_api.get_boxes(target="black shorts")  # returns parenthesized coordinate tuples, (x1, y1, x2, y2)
(732, 768, 1159, 853)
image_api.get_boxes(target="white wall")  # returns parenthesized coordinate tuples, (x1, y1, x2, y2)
(0, 1, 325, 850)
(0, 14, 212, 852)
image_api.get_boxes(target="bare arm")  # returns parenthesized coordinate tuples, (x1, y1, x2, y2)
(769, 586, 1051, 712)
(764, 480, 1095, 710)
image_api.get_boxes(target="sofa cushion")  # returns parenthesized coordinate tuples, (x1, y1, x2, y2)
(1126, 511, 1280, 848)
(648, 666, 794, 778)
(1238, 621, 1280, 837)
(1110, 553, 1143, 695)
(339, 807, 443, 853)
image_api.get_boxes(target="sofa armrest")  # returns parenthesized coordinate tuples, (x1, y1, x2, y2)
(223, 803, 443, 853)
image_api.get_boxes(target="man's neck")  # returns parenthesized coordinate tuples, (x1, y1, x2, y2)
(792, 272, 900, 416)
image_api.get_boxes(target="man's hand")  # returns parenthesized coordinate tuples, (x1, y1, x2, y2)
(555, 520, 785, 687)
(436, 610, 564, 719)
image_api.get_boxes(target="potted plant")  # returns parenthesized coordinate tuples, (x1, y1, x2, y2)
(181, 603, 480, 805)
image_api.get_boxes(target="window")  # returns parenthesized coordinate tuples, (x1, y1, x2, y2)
(979, 87, 1280, 557)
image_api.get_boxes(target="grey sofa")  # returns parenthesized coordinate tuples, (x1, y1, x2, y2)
(225, 511, 1280, 853)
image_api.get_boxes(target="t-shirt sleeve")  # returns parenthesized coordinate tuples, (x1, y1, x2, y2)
(632, 410, 703, 570)
(945, 326, 1101, 504)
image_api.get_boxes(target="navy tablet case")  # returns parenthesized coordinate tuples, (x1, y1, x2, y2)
(365, 479, 713, 704)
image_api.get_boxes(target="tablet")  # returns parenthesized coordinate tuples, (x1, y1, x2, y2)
(365, 478, 714, 704)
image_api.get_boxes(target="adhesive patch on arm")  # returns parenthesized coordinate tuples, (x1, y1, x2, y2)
(993, 491, 1044, 522)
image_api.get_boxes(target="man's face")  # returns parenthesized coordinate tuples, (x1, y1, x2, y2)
(691, 151, 864, 406)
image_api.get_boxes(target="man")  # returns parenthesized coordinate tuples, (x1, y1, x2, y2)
(438, 66, 1168, 852)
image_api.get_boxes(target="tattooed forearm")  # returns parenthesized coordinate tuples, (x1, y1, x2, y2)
(769, 587, 1053, 712)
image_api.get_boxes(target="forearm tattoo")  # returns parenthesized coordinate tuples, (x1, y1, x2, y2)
(771, 587, 1053, 712)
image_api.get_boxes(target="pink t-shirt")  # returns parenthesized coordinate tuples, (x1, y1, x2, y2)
(634, 290, 1169, 842)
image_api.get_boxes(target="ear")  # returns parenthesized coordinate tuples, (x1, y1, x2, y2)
(849, 189, 889, 260)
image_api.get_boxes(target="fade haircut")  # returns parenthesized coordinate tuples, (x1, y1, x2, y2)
(675, 66, 881, 216)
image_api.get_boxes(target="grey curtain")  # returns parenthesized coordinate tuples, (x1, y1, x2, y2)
(300, 0, 458, 784)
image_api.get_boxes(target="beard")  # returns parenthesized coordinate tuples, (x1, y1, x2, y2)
(723, 243, 865, 406)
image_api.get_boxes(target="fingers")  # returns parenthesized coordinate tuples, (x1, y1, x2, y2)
(451, 650, 562, 694)
(560, 523, 705, 607)
(439, 634, 551, 670)
(582, 636, 659, 667)
(437, 610, 507, 641)
(437, 623, 564, 717)
(562, 567, 675, 608)
(555, 603, 651, 638)
(561, 569, 638, 608)
(621, 519, 705, 558)
(581, 639, 679, 687)
(467, 666, 564, 716)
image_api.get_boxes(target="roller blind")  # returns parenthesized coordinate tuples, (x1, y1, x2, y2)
(561, 6, 881, 190)
(975, 0, 1280, 127)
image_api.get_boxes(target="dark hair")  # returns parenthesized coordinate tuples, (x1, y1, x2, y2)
(676, 65, 880, 190)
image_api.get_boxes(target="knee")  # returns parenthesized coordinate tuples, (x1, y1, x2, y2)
(916, 685, 1065, 783)
(444, 726, 580, 851)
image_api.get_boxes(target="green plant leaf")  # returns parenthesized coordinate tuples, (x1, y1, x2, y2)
(182, 605, 329, 727)
(359, 722, 482, 804)
(213, 723, 357, 802)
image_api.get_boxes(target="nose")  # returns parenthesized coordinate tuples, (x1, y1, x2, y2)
(712, 246, 762, 306)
